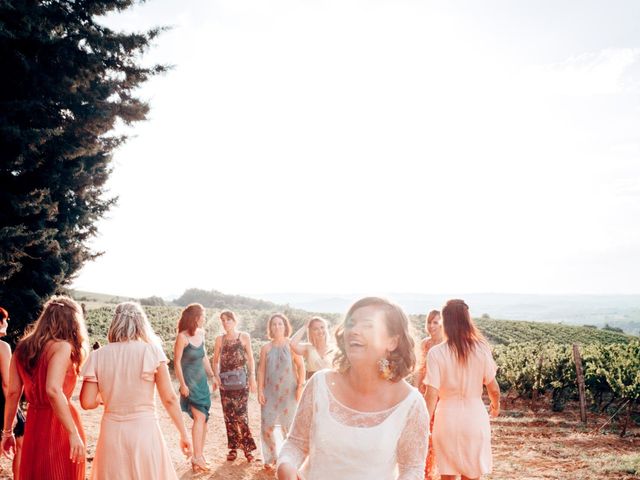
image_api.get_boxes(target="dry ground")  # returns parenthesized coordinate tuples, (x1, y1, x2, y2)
(0, 390, 638, 479)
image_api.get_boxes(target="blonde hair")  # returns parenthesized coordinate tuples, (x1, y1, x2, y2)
(15, 295, 88, 374)
(108, 302, 160, 345)
(307, 316, 329, 349)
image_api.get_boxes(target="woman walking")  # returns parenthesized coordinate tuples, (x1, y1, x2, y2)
(257, 313, 305, 470)
(290, 316, 333, 380)
(425, 299, 501, 480)
(211, 310, 258, 462)
(1, 296, 87, 480)
(174, 303, 216, 473)
(80, 302, 192, 479)
(416, 310, 443, 480)
(0, 307, 25, 479)
(277, 297, 429, 480)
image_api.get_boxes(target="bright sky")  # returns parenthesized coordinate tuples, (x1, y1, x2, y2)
(72, 0, 640, 298)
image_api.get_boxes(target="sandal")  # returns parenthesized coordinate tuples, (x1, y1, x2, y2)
(227, 449, 237, 461)
(191, 456, 210, 473)
(244, 450, 255, 463)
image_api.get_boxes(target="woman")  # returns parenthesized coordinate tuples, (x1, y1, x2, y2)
(1, 296, 87, 480)
(211, 310, 258, 462)
(290, 316, 333, 380)
(257, 313, 305, 470)
(174, 303, 216, 472)
(414, 310, 443, 395)
(415, 309, 443, 480)
(277, 297, 429, 480)
(424, 299, 501, 480)
(80, 302, 192, 479)
(0, 307, 25, 479)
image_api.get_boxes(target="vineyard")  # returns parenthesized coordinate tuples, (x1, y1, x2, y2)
(83, 302, 639, 437)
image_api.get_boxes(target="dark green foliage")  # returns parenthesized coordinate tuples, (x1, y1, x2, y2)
(0, 0, 166, 340)
(140, 295, 165, 306)
(174, 288, 282, 311)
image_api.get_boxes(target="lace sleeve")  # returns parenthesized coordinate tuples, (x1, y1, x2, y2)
(277, 373, 316, 470)
(397, 395, 429, 480)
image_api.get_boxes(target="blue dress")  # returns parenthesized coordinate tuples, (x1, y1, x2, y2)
(260, 342, 298, 465)
(179, 339, 211, 421)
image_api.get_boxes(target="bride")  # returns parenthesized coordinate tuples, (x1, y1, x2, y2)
(277, 297, 428, 480)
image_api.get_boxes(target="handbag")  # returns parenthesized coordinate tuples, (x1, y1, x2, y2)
(219, 368, 247, 391)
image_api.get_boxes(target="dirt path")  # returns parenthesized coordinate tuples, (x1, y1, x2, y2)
(1, 392, 637, 479)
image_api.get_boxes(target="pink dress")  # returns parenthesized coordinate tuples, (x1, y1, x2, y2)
(424, 342, 497, 478)
(81, 341, 177, 480)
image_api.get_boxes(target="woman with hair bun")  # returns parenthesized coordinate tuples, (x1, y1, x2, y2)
(174, 303, 216, 473)
(277, 297, 428, 480)
(424, 299, 501, 480)
(79, 302, 192, 479)
(1, 296, 88, 480)
(211, 309, 258, 462)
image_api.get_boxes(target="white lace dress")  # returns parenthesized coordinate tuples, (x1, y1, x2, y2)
(278, 370, 429, 480)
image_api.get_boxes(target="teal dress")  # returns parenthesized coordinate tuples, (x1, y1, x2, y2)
(179, 339, 211, 421)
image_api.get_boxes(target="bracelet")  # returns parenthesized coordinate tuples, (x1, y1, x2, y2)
(1, 431, 14, 439)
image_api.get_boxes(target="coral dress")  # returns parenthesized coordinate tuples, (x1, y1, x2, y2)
(16, 345, 85, 480)
(81, 340, 177, 480)
(425, 342, 497, 478)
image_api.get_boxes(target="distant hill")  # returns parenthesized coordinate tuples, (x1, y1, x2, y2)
(249, 292, 640, 335)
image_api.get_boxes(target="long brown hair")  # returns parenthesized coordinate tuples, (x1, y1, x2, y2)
(177, 303, 204, 336)
(442, 299, 487, 364)
(333, 297, 416, 381)
(15, 296, 88, 374)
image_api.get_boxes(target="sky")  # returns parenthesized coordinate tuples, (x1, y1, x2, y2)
(71, 0, 640, 299)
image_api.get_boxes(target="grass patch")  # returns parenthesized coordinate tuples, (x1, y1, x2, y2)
(596, 453, 640, 475)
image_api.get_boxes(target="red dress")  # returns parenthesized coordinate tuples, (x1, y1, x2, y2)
(17, 345, 85, 480)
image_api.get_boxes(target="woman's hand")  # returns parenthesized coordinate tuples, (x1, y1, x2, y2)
(180, 433, 193, 458)
(489, 401, 500, 418)
(1, 434, 15, 458)
(68, 432, 85, 464)
(258, 389, 266, 405)
(179, 384, 189, 397)
(249, 376, 257, 394)
(211, 376, 219, 392)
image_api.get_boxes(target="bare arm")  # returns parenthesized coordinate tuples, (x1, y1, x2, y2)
(257, 344, 268, 405)
(291, 346, 306, 402)
(173, 333, 189, 397)
(79, 381, 100, 410)
(45, 341, 85, 463)
(211, 335, 223, 387)
(155, 362, 192, 457)
(1, 352, 22, 456)
(242, 333, 257, 394)
(289, 325, 309, 356)
(200, 331, 217, 389)
(486, 378, 501, 417)
(0, 342, 11, 399)
(425, 386, 438, 422)
(414, 340, 428, 389)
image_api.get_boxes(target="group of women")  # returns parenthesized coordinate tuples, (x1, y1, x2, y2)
(0, 295, 500, 480)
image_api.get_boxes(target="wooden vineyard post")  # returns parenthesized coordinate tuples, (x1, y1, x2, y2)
(573, 344, 587, 425)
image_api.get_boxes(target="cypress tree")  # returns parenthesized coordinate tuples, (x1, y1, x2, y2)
(0, 0, 166, 340)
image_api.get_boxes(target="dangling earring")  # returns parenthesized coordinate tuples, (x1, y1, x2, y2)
(378, 356, 393, 381)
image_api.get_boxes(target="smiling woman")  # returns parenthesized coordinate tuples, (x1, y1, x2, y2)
(276, 297, 428, 480)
